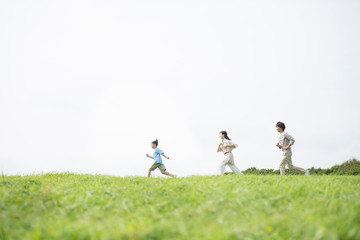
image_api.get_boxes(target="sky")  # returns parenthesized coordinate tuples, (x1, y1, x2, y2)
(1, 0, 359, 177)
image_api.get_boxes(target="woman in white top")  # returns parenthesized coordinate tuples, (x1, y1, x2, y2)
(217, 131, 243, 175)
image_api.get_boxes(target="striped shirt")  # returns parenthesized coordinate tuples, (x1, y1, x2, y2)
(279, 132, 295, 154)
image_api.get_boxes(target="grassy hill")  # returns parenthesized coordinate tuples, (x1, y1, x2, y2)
(1, 173, 360, 240)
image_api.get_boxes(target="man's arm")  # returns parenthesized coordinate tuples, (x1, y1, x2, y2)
(277, 134, 284, 149)
(161, 153, 170, 159)
(284, 133, 295, 150)
(146, 154, 154, 159)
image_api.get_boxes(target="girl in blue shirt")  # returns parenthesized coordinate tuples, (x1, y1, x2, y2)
(146, 139, 175, 177)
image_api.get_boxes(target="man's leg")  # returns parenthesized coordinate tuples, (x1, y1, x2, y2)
(218, 161, 226, 175)
(287, 157, 306, 174)
(279, 153, 289, 175)
(148, 170, 152, 177)
(229, 164, 243, 175)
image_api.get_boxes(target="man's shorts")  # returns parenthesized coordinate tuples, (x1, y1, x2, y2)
(149, 163, 166, 172)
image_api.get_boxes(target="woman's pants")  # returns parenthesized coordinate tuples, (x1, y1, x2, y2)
(218, 152, 242, 175)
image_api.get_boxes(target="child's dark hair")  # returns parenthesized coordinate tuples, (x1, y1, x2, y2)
(152, 139, 158, 146)
(276, 121, 286, 131)
(220, 131, 231, 140)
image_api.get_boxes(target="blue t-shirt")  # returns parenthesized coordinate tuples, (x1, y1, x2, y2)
(153, 148, 164, 164)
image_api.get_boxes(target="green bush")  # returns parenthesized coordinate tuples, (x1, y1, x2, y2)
(335, 158, 360, 175)
(236, 158, 360, 175)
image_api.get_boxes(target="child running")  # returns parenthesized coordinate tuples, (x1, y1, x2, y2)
(275, 121, 309, 176)
(217, 131, 243, 175)
(146, 139, 175, 177)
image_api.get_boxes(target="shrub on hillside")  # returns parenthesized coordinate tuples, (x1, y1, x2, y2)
(335, 158, 360, 175)
(238, 158, 360, 175)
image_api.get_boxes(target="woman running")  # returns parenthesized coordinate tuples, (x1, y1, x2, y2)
(217, 131, 243, 175)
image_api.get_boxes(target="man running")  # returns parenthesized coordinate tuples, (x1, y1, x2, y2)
(275, 121, 309, 176)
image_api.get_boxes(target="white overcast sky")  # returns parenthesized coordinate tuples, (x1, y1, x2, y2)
(1, 0, 359, 177)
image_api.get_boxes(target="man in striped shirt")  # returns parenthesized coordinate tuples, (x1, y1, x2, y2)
(276, 121, 309, 176)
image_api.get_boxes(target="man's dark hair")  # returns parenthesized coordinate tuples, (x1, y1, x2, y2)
(276, 121, 286, 131)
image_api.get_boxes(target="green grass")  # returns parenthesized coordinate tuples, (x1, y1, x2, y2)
(1, 173, 360, 240)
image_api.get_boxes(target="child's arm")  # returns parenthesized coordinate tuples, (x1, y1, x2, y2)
(146, 154, 154, 159)
(161, 153, 170, 159)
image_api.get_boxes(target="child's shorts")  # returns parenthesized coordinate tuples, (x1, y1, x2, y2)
(149, 163, 166, 172)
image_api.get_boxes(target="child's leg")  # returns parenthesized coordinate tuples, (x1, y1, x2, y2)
(148, 163, 158, 177)
(159, 164, 175, 177)
(162, 171, 175, 177)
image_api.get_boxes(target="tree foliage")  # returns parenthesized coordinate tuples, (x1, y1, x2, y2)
(228, 158, 360, 175)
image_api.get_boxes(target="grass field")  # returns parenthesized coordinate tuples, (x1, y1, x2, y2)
(1, 173, 360, 240)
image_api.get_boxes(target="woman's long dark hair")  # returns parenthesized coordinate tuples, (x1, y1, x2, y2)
(220, 131, 231, 140)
